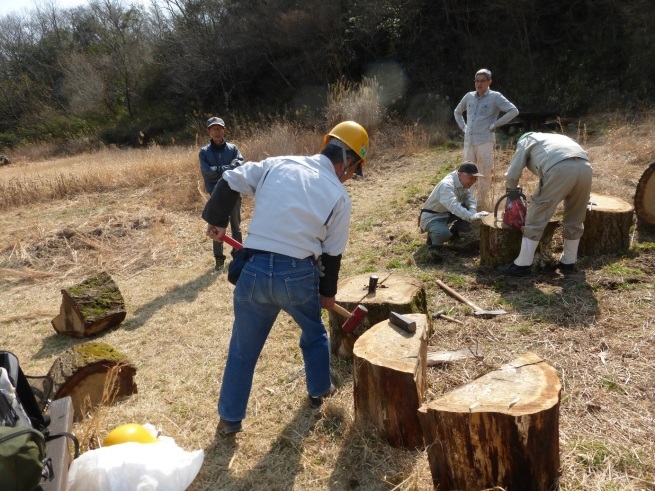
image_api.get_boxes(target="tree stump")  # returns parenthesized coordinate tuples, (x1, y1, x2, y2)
(329, 273, 427, 358)
(353, 314, 428, 449)
(479, 215, 559, 269)
(634, 163, 655, 231)
(579, 193, 634, 256)
(51, 271, 127, 337)
(47, 342, 137, 420)
(418, 352, 561, 491)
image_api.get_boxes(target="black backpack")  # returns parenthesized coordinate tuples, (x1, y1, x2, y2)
(0, 351, 79, 490)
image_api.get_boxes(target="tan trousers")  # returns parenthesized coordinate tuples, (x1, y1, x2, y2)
(523, 158, 593, 241)
(464, 140, 495, 211)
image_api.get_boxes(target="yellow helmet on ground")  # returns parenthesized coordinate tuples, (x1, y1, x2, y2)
(103, 423, 158, 446)
(322, 121, 369, 167)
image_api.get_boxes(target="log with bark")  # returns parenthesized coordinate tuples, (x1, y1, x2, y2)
(579, 193, 634, 256)
(47, 342, 137, 420)
(634, 163, 655, 232)
(51, 271, 126, 337)
(353, 313, 428, 449)
(418, 352, 561, 491)
(479, 214, 559, 269)
(329, 273, 427, 358)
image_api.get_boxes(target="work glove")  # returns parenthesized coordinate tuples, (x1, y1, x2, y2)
(470, 211, 489, 221)
(506, 187, 521, 201)
(210, 166, 218, 172)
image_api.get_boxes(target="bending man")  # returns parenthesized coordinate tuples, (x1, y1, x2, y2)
(497, 132, 592, 276)
(202, 121, 369, 435)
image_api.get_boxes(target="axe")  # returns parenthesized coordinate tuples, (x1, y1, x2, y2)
(435, 280, 507, 319)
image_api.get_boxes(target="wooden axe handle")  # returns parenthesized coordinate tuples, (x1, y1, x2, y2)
(332, 303, 351, 318)
(435, 280, 483, 312)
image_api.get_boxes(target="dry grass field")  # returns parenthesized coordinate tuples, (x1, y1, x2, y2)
(1, 114, 654, 490)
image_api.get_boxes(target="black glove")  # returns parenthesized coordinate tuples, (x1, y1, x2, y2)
(506, 188, 521, 201)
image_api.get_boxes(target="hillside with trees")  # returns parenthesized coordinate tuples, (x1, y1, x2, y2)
(1, 0, 654, 151)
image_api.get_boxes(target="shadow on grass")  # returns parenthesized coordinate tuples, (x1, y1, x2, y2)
(123, 269, 219, 331)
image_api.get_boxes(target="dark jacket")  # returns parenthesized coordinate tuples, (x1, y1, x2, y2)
(199, 139, 243, 191)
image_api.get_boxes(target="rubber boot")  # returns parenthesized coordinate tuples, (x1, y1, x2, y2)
(560, 238, 580, 265)
(514, 237, 539, 266)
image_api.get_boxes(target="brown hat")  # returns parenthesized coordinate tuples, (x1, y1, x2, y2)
(458, 162, 484, 177)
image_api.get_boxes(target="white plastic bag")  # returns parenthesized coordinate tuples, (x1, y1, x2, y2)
(67, 433, 204, 491)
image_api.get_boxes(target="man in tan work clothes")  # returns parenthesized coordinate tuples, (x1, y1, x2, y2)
(497, 132, 593, 276)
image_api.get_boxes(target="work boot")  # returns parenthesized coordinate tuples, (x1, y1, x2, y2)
(214, 256, 226, 271)
(309, 384, 337, 409)
(448, 230, 463, 244)
(426, 234, 432, 246)
(497, 262, 532, 277)
(557, 262, 576, 274)
(216, 418, 242, 436)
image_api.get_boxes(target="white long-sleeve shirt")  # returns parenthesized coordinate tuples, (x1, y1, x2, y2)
(504, 133, 590, 189)
(419, 171, 477, 231)
(454, 89, 519, 145)
(222, 154, 351, 259)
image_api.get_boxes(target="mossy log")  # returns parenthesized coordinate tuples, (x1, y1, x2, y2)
(51, 271, 126, 337)
(353, 314, 428, 449)
(47, 342, 137, 420)
(418, 352, 561, 491)
(579, 193, 634, 256)
(479, 215, 559, 269)
(329, 273, 427, 358)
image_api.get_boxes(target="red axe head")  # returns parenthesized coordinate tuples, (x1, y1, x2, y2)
(342, 305, 368, 333)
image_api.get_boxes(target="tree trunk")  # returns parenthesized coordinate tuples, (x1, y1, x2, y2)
(51, 271, 126, 337)
(634, 163, 655, 232)
(479, 215, 559, 269)
(47, 342, 137, 421)
(418, 352, 561, 491)
(353, 314, 428, 449)
(579, 193, 634, 256)
(330, 273, 427, 358)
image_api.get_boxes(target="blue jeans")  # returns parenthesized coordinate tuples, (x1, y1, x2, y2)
(217, 252, 330, 421)
(425, 214, 470, 245)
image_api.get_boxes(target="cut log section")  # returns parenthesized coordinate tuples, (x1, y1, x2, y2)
(579, 193, 634, 256)
(329, 273, 427, 358)
(479, 215, 559, 269)
(47, 342, 137, 420)
(51, 271, 126, 337)
(353, 314, 428, 449)
(418, 352, 561, 491)
(634, 163, 655, 228)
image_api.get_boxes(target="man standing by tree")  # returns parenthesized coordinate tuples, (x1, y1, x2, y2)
(199, 117, 244, 270)
(454, 68, 519, 211)
(202, 121, 369, 436)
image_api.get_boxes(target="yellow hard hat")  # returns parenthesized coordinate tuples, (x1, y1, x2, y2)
(322, 121, 369, 167)
(103, 423, 158, 446)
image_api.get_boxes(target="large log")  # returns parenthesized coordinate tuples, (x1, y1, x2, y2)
(329, 273, 427, 358)
(51, 271, 126, 337)
(418, 352, 561, 491)
(579, 193, 634, 256)
(353, 314, 428, 449)
(479, 215, 559, 269)
(634, 163, 655, 231)
(47, 342, 137, 421)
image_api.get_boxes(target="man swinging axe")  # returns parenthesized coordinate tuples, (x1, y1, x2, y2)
(203, 121, 370, 435)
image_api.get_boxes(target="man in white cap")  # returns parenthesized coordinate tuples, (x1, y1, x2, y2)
(199, 116, 244, 270)
(419, 162, 489, 247)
